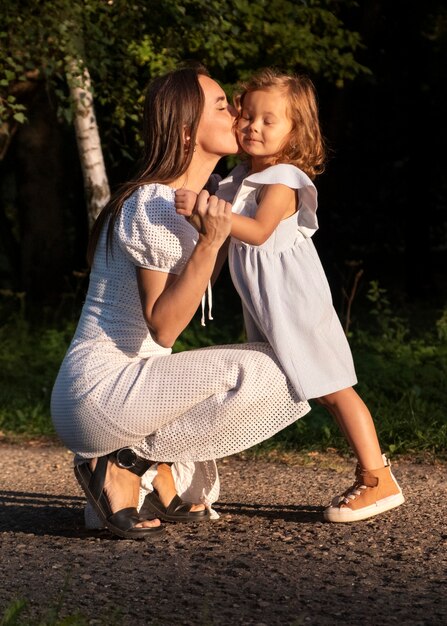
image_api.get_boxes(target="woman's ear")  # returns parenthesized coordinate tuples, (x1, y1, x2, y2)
(183, 126, 192, 149)
(183, 127, 197, 154)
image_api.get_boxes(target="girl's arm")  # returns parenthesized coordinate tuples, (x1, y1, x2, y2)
(230, 183, 297, 246)
(137, 192, 232, 348)
(176, 183, 298, 247)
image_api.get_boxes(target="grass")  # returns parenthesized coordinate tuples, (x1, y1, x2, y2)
(0, 283, 446, 457)
(0, 596, 120, 626)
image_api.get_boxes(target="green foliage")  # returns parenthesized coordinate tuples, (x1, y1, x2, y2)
(1, 576, 123, 625)
(436, 307, 447, 341)
(0, 598, 27, 626)
(0, 292, 75, 435)
(0, 596, 89, 626)
(1, 0, 368, 157)
(173, 315, 245, 353)
(352, 282, 447, 456)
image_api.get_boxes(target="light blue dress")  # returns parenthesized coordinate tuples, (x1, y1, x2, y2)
(219, 163, 358, 401)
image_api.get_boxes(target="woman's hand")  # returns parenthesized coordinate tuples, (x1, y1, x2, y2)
(175, 188, 232, 240)
(195, 190, 232, 245)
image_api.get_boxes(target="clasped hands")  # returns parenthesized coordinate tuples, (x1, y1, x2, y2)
(175, 189, 232, 247)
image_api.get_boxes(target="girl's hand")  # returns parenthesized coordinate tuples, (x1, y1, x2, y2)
(195, 190, 232, 246)
(175, 188, 203, 231)
(175, 189, 198, 216)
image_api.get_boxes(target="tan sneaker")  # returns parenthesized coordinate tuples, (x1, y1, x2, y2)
(324, 457, 404, 522)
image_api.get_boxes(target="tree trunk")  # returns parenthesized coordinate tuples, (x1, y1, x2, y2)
(67, 59, 110, 230)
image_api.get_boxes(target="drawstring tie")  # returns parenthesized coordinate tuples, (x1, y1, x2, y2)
(201, 280, 213, 326)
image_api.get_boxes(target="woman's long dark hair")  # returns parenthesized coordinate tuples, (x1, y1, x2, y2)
(87, 64, 209, 266)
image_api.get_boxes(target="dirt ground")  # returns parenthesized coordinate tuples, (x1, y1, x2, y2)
(0, 440, 446, 626)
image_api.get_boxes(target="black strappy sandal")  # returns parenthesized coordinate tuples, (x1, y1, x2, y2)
(140, 489, 211, 523)
(74, 449, 165, 540)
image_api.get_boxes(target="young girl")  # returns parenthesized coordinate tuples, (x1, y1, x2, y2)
(175, 68, 404, 523)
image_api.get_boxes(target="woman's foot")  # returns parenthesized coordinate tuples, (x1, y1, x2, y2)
(140, 462, 210, 522)
(324, 458, 404, 523)
(74, 454, 163, 539)
(152, 462, 205, 513)
(96, 458, 161, 529)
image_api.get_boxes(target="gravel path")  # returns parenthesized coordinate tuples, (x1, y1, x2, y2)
(0, 440, 446, 625)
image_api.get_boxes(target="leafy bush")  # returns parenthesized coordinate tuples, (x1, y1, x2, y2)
(0, 292, 75, 436)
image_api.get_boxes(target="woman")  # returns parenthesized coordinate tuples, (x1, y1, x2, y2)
(51, 65, 311, 540)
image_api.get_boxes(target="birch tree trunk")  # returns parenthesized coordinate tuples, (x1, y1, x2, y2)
(67, 59, 110, 230)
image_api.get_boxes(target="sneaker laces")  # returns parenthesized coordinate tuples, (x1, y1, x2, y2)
(341, 481, 367, 505)
(335, 455, 390, 507)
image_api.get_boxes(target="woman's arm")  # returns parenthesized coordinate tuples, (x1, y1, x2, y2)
(230, 183, 297, 245)
(137, 192, 232, 348)
(211, 237, 230, 285)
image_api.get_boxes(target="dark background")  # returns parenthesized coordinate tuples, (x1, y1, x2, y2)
(0, 0, 445, 325)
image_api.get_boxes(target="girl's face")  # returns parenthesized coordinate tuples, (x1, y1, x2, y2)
(195, 75, 239, 157)
(237, 87, 293, 167)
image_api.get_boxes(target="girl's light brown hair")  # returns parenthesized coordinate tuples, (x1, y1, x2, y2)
(235, 68, 326, 180)
(87, 64, 209, 266)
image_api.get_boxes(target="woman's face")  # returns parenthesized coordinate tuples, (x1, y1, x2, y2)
(195, 75, 239, 157)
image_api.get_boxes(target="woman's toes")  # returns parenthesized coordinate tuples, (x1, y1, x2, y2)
(190, 503, 205, 512)
(137, 518, 161, 529)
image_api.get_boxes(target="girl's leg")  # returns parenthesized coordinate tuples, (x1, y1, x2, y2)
(316, 387, 383, 470)
(317, 387, 404, 523)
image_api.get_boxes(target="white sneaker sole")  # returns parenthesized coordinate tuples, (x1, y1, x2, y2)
(324, 492, 405, 523)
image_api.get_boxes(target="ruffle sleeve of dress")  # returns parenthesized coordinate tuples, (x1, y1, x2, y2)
(230, 163, 318, 238)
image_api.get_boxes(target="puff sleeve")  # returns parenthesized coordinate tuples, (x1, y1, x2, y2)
(116, 184, 198, 274)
